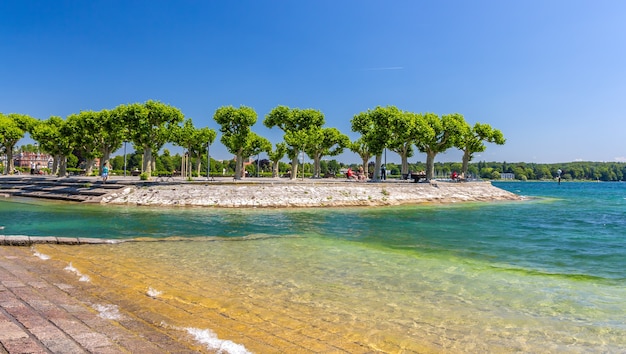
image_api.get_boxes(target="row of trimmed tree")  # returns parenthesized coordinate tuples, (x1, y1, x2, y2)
(1, 102, 505, 180)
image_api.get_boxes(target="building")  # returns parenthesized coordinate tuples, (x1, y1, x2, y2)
(13, 151, 53, 171)
(500, 172, 515, 180)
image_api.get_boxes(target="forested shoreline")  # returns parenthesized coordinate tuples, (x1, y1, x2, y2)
(11, 141, 623, 182)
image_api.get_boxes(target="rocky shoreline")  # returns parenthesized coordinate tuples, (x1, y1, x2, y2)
(1, 175, 522, 208)
(102, 179, 522, 207)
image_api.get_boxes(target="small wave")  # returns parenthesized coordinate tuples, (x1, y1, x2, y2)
(147, 287, 162, 298)
(126, 233, 303, 243)
(185, 327, 251, 354)
(92, 304, 123, 320)
(489, 264, 615, 283)
(32, 248, 50, 260)
(64, 262, 90, 282)
(65, 262, 79, 274)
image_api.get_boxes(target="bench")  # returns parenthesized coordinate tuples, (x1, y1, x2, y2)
(404, 173, 426, 183)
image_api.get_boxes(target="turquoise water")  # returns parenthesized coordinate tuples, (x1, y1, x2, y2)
(1, 182, 625, 351)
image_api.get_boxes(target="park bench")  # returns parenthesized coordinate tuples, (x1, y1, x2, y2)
(402, 173, 427, 183)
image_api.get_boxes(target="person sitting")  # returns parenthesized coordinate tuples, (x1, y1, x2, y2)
(357, 166, 367, 181)
(346, 167, 357, 180)
(451, 171, 458, 181)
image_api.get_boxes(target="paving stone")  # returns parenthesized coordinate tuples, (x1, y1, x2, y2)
(0, 246, 201, 353)
(1, 338, 47, 354)
(0, 319, 28, 341)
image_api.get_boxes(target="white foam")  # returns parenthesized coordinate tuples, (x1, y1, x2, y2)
(64, 262, 80, 274)
(185, 327, 251, 354)
(64, 262, 90, 282)
(92, 304, 123, 320)
(33, 251, 50, 260)
(147, 287, 162, 298)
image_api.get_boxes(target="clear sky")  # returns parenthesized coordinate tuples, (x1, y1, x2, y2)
(2, 1, 625, 164)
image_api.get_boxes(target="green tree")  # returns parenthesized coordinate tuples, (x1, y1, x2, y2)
(388, 111, 429, 175)
(240, 133, 272, 177)
(351, 106, 398, 180)
(349, 137, 372, 176)
(123, 100, 184, 178)
(457, 122, 505, 178)
(213, 105, 258, 180)
(304, 127, 349, 178)
(267, 142, 288, 178)
(31, 116, 74, 176)
(264, 106, 325, 180)
(98, 108, 126, 175)
(0, 113, 36, 174)
(173, 118, 217, 177)
(414, 113, 466, 180)
(65, 111, 101, 175)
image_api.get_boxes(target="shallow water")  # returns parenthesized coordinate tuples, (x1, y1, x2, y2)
(2, 182, 625, 352)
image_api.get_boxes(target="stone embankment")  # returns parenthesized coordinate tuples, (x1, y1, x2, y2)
(1, 175, 522, 208)
(0, 176, 126, 203)
(102, 179, 521, 208)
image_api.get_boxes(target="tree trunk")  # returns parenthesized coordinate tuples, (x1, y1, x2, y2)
(426, 151, 436, 181)
(195, 156, 202, 177)
(58, 156, 67, 177)
(272, 161, 279, 178)
(361, 156, 369, 177)
(5, 148, 15, 175)
(462, 149, 471, 178)
(373, 154, 382, 181)
(290, 154, 299, 180)
(100, 148, 112, 176)
(85, 158, 95, 176)
(313, 155, 321, 178)
(52, 155, 60, 175)
(142, 147, 152, 177)
(401, 152, 409, 175)
(234, 152, 243, 180)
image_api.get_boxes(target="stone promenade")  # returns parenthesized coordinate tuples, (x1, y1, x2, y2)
(0, 246, 201, 353)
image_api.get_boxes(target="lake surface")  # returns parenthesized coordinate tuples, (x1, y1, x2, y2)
(1, 182, 625, 352)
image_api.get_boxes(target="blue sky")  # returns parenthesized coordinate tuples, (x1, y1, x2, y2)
(2, 1, 625, 164)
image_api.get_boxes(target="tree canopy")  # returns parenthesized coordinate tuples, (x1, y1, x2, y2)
(214, 105, 258, 180)
(0, 113, 35, 174)
(264, 106, 325, 180)
(457, 122, 506, 177)
(123, 100, 185, 177)
(414, 113, 467, 180)
(4, 100, 508, 181)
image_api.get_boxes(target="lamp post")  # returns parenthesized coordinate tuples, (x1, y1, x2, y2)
(256, 153, 260, 178)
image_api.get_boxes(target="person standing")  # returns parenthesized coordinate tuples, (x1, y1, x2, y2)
(102, 162, 109, 183)
(381, 164, 386, 180)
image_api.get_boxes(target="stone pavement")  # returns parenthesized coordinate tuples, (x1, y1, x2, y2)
(0, 246, 202, 353)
